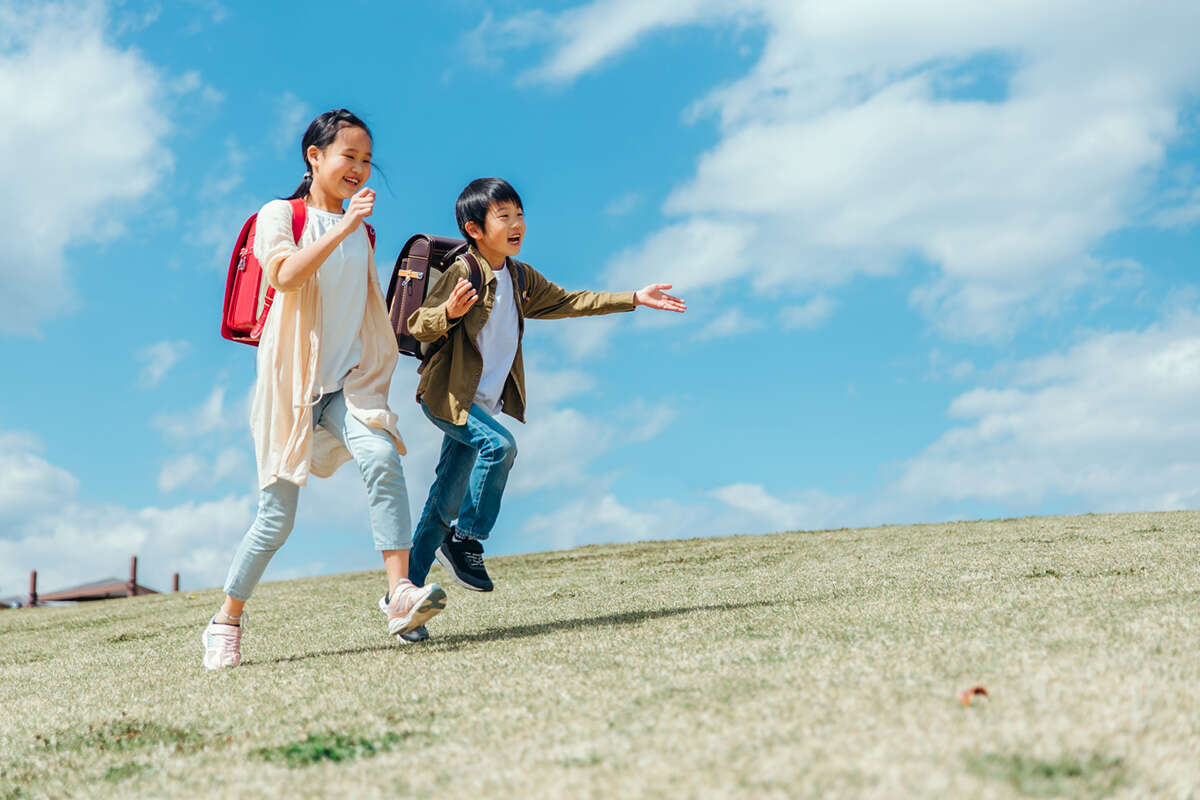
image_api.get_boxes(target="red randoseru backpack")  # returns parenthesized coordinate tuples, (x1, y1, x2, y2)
(220, 197, 375, 346)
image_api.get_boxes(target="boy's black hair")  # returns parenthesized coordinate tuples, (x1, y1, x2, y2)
(456, 178, 523, 245)
(285, 109, 372, 200)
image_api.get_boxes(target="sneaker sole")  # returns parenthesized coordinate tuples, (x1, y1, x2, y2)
(434, 549, 494, 592)
(387, 585, 447, 636)
(378, 596, 430, 643)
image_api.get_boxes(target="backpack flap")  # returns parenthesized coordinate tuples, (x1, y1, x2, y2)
(387, 234, 481, 358)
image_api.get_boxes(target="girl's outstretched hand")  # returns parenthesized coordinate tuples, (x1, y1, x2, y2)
(341, 187, 375, 234)
(634, 283, 687, 313)
(444, 278, 479, 319)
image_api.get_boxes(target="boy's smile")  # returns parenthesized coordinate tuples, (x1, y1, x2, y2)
(470, 200, 525, 266)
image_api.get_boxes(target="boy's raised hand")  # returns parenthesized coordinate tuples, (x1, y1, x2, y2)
(634, 284, 687, 313)
(444, 278, 478, 319)
(341, 187, 375, 234)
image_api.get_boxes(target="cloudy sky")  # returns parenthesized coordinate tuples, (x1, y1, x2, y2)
(2, 0, 1199, 598)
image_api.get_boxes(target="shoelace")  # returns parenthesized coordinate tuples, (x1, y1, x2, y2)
(464, 551, 485, 570)
(210, 613, 246, 651)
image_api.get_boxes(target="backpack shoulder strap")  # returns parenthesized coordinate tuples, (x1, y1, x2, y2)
(287, 197, 306, 244)
(512, 259, 527, 296)
(365, 223, 376, 250)
(459, 251, 484, 293)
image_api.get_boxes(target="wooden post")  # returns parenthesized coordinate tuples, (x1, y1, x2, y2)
(28, 570, 37, 607)
(127, 555, 138, 597)
(172, 573, 180, 593)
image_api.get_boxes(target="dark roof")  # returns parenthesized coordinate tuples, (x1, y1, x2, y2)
(37, 578, 158, 602)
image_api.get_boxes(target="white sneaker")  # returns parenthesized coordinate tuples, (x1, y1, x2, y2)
(386, 581, 446, 636)
(201, 615, 244, 670)
(378, 594, 431, 643)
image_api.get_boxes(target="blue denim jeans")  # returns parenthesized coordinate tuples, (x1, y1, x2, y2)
(222, 390, 412, 601)
(408, 401, 517, 586)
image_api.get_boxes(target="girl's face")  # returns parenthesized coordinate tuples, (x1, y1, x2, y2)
(307, 125, 372, 200)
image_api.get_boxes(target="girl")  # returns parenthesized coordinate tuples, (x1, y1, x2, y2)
(202, 109, 445, 670)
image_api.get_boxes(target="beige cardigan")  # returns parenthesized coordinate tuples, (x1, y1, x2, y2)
(249, 199, 405, 490)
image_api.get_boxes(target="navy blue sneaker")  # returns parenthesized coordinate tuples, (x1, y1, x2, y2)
(436, 533, 493, 592)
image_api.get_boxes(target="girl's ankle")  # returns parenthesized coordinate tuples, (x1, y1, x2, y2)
(215, 611, 241, 626)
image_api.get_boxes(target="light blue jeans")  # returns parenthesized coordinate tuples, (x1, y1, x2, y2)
(408, 401, 517, 587)
(222, 390, 411, 601)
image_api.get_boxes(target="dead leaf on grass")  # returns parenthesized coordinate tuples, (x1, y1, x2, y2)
(958, 686, 989, 706)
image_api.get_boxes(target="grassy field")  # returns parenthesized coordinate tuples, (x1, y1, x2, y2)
(2, 510, 1199, 799)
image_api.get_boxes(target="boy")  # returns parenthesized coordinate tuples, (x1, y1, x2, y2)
(404, 177, 686, 602)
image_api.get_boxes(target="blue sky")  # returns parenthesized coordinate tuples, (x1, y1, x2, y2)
(3, 0, 1200, 598)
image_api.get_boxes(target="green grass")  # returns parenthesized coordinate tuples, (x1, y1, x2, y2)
(965, 752, 1126, 797)
(251, 732, 421, 768)
(2, 509, 1199, 798)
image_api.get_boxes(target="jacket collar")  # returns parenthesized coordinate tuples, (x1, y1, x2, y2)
(468, 244, 508, 285)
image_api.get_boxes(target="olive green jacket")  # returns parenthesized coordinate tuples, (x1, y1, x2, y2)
(407, 248, 636, 425)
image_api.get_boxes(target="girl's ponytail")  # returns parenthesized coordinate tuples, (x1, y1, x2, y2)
(286, 170, 313, 201)
(283, 109, 372, 201)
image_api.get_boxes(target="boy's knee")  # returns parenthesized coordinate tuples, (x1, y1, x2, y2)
(493, 434, 517, 465)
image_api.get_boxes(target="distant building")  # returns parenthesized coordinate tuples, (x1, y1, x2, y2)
(37, 578, 158, 602)
(1, 577, 159, 608)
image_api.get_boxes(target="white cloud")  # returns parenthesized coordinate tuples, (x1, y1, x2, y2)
(894, 308, 1200, 512)
(157, 454, 203, 493)
(0, 1, 172, 333)
(508, 396, 676, 494)
(711, 482, 851, 532)
(523, 493, 661, 551)
(153, 385, 236, 439)
(275, 91, 312, 155)
(693, 308, 764, 341)
(507, 0, 743, 85)
(542, 315, 622, 360)
(780, 295, 834, 330)
(499, 0, 1200, 341)
(522, 481, 849, 554)
(0, 428, 254, 597)
(1153, 186, 1200, 229)
(137, 340, 189, 388)
(604, 191, 644, 216)
(157, 446, 250, 494)
(201, 137, 247, 196)
(0, 432, 79, 524)
(169, 69, 222, 104)
(521, 306, 1200, 552)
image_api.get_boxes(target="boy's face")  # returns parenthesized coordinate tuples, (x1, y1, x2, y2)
(470, 201, 525, 260)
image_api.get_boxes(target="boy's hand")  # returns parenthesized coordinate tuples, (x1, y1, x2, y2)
(341, 187, 375, 234)
(634, 284, 687, 313)
(444, 278, 478, 319)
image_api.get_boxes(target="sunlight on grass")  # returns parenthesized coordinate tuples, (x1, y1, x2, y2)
(1, 510, 1198, 797)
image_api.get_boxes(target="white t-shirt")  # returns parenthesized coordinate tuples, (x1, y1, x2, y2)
(306, 207, 368, 393)
(474, 263, 520, 415)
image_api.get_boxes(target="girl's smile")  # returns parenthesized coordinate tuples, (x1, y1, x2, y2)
(307, 125, 372, 211)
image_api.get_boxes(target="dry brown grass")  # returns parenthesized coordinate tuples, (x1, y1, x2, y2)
(2, 510, 1199, 798)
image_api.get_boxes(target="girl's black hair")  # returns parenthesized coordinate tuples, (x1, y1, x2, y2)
(285, 109, 372, 200)
(456, 177, 523, 244)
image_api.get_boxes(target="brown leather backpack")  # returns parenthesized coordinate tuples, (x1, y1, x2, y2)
(386, 234, 526, 360)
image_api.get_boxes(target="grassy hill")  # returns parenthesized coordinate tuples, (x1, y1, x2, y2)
(2, 510, 1199, 798)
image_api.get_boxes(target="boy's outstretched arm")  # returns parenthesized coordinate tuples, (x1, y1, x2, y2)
(406, 262, 476, 343)
(633, 284, 687, 313)
(523, 267, 691, 321)
(522, 265, 687, 320)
